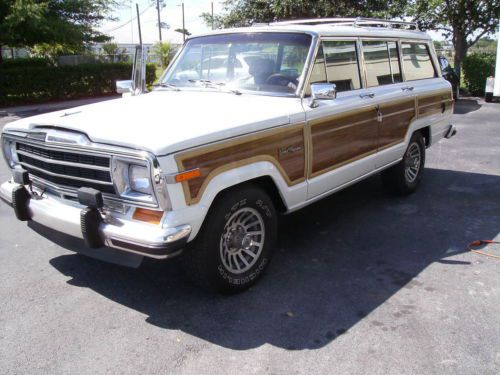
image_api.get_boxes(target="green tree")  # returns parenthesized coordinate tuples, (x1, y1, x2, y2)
(152, 41, 171, 68)
(201, 0, 409, 29)
(472, 37, 498, 52)
(433, 40, 444, 50)
(412, 0, 500, 81)
(102, 42, 119, 56)
(175, 28, 191, 37)
(0, 0, 116, 63)
(29, 43, 79, 64)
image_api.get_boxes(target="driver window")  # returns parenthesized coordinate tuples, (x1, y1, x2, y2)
(323, 40, 361, 91)
(306, 41, 362, 95)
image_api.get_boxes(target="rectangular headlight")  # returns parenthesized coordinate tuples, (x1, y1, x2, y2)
(1, 138, 18, 169)
(128, 164, 152, 195)
(111, 156, 171, 210)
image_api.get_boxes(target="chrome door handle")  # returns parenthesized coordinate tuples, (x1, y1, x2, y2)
(375, 105, 383, 123)
(359, 93, 375, 99)
(402, 86, 414, 92)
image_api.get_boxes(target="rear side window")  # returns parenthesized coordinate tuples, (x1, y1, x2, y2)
(402, 42, 437, 81)
(362, 40, 402, 87)
(323, 40, 361, 91)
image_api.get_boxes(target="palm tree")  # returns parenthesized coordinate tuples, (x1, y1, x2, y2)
(152, 41, 171, 68)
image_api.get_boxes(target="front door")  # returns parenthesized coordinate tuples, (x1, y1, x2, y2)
(305, 39, 379, 199)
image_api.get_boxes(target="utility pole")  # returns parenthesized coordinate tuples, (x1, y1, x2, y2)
(156, 0, 162, 42)
(136, 3, 142, 46)
(211, 2, 214, 30)
(182, 2, 186, 42)
(130, 0, 134, 43)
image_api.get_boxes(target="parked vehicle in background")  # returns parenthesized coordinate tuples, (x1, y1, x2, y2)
(1, 18, 455, 293)
(438, 56, 459, 99)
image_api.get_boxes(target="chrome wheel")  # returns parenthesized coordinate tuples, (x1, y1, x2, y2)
(220, 207, 265, 274)
(404, 142, 421, 183)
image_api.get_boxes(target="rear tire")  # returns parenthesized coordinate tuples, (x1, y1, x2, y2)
(485, 93, 493, 103)
(182, 185, 277, 293)
(381, 132, 425, 195)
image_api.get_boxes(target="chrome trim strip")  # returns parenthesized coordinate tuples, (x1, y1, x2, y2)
(3, 131, 149, 159)
(296, 33, 319, 97)
(20, 162, 114, 185)
(29, 174, 158, 209)
(16, 149, 110, 171)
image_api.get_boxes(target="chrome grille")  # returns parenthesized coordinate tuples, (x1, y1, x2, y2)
(15, 141, 116, 195)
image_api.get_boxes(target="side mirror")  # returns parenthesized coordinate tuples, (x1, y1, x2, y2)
(116, 80, 133, 94)
(309, 83, 337, 108)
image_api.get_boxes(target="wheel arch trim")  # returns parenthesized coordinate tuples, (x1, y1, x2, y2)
(182, 160, 306, 239)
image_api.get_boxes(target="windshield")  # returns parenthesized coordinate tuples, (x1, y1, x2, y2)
(161, 32, 312, 95)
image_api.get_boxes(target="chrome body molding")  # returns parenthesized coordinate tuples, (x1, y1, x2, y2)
(0, 180, 190, 259)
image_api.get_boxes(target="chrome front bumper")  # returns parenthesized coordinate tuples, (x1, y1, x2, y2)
(0, 180, 191, 259)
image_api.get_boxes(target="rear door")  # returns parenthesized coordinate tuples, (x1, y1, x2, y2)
(359, 39, 417, 168)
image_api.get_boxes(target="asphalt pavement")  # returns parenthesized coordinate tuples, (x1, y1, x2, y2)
(0, 98, 499, 375)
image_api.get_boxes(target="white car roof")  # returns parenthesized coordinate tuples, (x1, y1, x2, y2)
(191, 18, 431, 42)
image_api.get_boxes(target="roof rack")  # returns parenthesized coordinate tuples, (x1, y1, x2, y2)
(270, 17, 419, 30)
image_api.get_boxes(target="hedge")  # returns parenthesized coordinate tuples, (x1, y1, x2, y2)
(462, 52, 496, 96)
(1, 57, 52, 69)
(0, 62, 156, 106)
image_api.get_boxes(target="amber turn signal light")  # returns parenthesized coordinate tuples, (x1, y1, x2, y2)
(132, 208, 164, 224)
(175, 168, 201, 183)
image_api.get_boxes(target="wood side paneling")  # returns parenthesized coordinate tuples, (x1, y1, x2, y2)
(310, 108, 378, 175)
(175, 90, 452, 205)
(175, 124, 306, 204)
(309, 98, 416, 175)
(417, 91, 453, 117)
(379, 99, 416, 149)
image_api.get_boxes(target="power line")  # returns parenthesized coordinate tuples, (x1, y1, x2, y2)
(104, 3, 155, 33)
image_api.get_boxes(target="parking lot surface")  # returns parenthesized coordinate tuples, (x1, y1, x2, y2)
(1, 98, 499, 375)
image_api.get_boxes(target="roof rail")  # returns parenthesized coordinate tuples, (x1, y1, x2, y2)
(271, 17, 419, 30)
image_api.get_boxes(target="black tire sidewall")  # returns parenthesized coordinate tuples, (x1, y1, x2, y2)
(403, 133, 425, 190)
(197, 186, 277, 292)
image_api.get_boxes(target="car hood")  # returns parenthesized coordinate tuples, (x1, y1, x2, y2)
(3, 90, 305, 155)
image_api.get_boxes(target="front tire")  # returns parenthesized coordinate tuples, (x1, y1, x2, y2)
(182, 185, 277, 293)
(381, 132, 426, 195)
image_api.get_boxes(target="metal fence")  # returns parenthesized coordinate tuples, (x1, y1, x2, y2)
(57, 53, 161, 66)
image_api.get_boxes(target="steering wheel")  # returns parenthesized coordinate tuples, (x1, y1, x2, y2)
(265, 74, 298, 87)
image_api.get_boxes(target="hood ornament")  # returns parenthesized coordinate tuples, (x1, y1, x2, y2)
(60, 110, 82, 117)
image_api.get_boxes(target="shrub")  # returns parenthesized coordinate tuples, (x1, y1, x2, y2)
(1, 57, 52, 69)
(462, 52, 496, 96)
(0, 62, 156, 105)
(151, 41, 172, 68)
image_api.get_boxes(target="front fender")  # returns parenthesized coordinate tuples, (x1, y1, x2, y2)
(164, 160, 307, 241)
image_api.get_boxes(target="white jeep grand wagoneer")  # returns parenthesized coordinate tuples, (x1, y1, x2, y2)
(1, 18, 455, 292)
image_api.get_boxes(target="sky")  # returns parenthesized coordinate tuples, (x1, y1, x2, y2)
(99, 1, 450, 45)
(99, 0, 224, 44)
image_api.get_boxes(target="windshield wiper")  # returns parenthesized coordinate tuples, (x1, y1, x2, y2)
(188, 79, 242, 95)
(153, 83, 180, 91)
